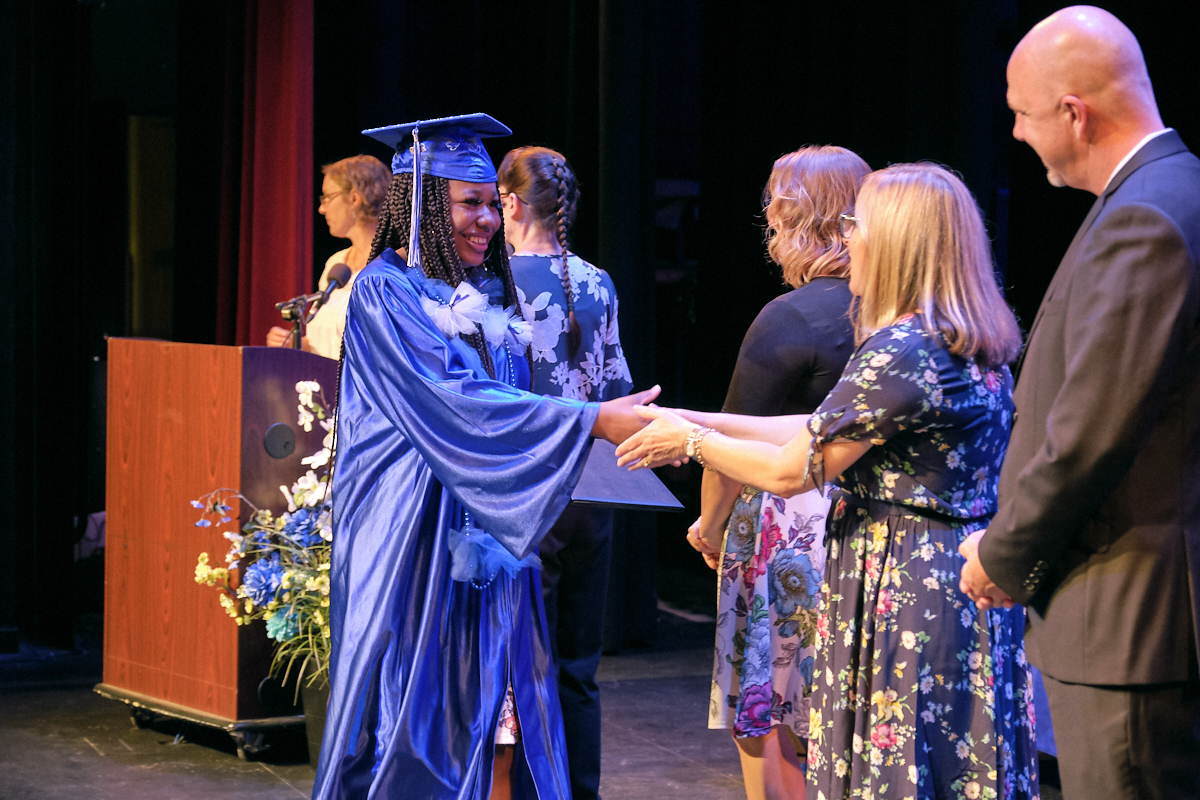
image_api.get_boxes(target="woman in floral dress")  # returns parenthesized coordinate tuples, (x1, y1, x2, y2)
(617, 163, 1039, 799)
(691, 145, 868, 800)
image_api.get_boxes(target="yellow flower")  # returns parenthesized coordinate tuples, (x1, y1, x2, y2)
(869, 522, 889, 554)
(809, 707, 823, 744)
(244, 599, 253, 614)
(872, 688, 904, 722)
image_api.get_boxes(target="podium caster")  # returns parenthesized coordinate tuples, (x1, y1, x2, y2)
(231, 730, 268, 761)
(130, 709, 156, 729)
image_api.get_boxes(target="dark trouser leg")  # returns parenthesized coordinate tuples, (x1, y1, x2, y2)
(1041, 671, 1200, 800)
(539, 504, 613, 800)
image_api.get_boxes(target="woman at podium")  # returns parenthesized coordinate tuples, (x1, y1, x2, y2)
(265, 155, 391, 357)
(311, 114, 655, 800)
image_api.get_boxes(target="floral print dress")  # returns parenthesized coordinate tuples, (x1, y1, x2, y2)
(710, 486, 828, 740)
(805, 315, 1039, 800)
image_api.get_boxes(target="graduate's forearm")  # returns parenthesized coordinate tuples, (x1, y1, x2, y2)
(678, 410, 809, 446)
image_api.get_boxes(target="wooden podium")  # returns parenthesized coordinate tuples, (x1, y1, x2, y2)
(97, 339, 337, 754)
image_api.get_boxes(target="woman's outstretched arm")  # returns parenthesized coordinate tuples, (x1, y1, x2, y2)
(672, 408, 808, 446)
(616, 406, 872, 498)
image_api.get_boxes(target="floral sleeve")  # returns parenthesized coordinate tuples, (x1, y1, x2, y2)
(804, 319, 938, 490)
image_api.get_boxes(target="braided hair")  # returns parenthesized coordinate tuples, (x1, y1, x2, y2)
(369, 172, 531, 379)
(496, 147, 582, 356)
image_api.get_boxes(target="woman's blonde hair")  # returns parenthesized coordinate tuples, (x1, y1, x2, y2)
(322, 155, 392, 223)
(763, 145, 871, 287)
(852, 163, 1022, 368)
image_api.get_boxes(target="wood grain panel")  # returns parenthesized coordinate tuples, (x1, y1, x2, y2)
(105, 339, 243, 719)
(105, 341, 339, 721)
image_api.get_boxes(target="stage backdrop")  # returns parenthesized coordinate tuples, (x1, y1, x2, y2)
(216, 0, 314, 347)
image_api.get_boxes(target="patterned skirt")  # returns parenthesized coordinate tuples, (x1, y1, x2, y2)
(807, 493, 1039, 800)
(709, 486, 829, 739)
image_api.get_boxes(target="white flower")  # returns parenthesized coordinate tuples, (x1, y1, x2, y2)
(302, 448, 331, 469)
(920, 676, 934, 694)
(956, 741, 971, 760)
(530, 307, 567, 362)
(862, 368, 878, 382)
(961, 607, 974, 628)
(969, 363, 982, 382)
(923, 576, 940, 590)
(908, 765, 918, 784)
(919, 544, 935, 562)
(835, 758, 848, 778)
(852, 733, 863, 753)
(901, 631, 917, 650)
(965, 780, 981, 799)
(946, 450, 962, 469)
(421, 280, 487, 338)
(923, 369, 939, 385)
(967, 651, 984, 670)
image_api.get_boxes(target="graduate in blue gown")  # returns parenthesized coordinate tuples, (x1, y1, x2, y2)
(312, 114, 657, 799)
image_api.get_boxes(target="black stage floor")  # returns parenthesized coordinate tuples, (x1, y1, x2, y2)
(0, 611, 1063, 799)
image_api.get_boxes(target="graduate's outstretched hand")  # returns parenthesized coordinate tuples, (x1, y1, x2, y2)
(593, 385, 663, 445)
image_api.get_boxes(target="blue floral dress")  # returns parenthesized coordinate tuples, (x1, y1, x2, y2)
(805, 315, 1039, 800)
(710, 487, 828, 739)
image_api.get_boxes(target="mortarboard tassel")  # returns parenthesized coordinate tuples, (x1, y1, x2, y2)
(408, 125, 423, 273)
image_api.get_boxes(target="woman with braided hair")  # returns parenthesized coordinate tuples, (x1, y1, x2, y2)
(313, 115, 658, 800)
(497, 146, 632, 799)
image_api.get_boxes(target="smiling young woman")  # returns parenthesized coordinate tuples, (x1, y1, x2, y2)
(311, 115, 659, 800)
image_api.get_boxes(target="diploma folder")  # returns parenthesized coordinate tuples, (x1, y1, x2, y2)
(571, 438, 684, 512)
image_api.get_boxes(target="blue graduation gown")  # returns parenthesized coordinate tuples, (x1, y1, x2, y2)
(312, 250, 599, 799)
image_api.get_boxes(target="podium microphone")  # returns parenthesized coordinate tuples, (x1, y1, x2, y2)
(274, 263, 356, 349)
(315, 262, 353, 313)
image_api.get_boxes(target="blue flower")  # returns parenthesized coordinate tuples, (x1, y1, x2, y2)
(242, 553, 283, 607)
(282, 508, 322, 548)
(769, 549, 821, 617)
(742, 619, 772, 686)
(798, 655, 815, 689)
(265, 608, 300, 642)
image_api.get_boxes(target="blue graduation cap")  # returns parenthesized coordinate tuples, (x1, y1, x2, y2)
(363, 113, 511, 271)
(363, 113, 511, 182)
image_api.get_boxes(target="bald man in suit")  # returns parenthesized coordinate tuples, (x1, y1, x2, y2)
(958, 6, 1200, 798)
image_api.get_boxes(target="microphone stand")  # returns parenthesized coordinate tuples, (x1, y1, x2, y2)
(275, 264, 352, 349)
(276, 292, 328, 349)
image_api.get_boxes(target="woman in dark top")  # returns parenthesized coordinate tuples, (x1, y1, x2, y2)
(621, 163, 1036, 800)
(692, 145, 869, 800)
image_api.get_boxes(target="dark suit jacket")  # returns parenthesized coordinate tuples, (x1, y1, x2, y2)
(979, 131, 1200, 686)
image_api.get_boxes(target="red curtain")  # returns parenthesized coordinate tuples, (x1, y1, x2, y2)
(216, 0, 313, 347)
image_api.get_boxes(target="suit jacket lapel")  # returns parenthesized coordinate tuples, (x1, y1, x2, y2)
(1016, 131, 1187, 368)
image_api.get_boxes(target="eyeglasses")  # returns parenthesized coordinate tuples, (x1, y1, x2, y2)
(499, 192, 523, 206)
(319, 190, 346, 206)
(839, 213, 861, 239)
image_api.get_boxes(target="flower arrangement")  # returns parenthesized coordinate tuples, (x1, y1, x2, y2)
(193, 381, 335, 690)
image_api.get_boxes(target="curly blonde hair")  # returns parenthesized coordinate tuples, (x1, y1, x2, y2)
(322, 155, 391, 223)
(852, 163, 1023, 368)
(763, 145, 870, 287)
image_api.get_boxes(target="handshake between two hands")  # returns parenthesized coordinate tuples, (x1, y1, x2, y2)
(597, 384, 702, 470)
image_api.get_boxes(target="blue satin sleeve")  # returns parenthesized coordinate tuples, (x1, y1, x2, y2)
(342, 256, 600, 560)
